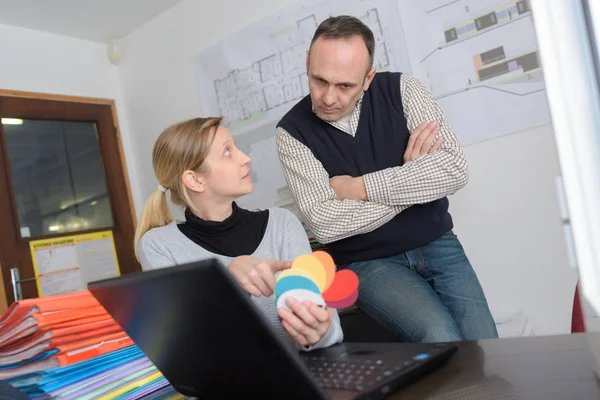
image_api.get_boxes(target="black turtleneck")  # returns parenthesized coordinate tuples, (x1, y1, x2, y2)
(177, 202, 269, 257)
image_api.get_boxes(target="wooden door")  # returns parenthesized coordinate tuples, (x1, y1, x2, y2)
(0, 93, 139, 309)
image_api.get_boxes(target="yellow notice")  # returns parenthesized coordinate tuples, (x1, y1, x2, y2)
(29, 231, 120, 297)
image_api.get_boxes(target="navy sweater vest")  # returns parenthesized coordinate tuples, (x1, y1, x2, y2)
(277, 72, 453, 265)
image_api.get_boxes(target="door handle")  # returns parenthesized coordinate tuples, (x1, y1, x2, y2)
(10, 268, 36, 302)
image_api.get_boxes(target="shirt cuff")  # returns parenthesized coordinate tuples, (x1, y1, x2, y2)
(298, 309, 344, 352)
(363, 170, 390, 204)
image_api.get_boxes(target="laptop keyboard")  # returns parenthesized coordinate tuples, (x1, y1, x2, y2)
(303, 356, 418, 392)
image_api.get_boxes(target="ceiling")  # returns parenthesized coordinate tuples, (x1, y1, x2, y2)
(0, 0, 184, 43)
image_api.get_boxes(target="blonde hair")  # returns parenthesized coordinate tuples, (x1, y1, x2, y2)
(133, 117, 223, 260)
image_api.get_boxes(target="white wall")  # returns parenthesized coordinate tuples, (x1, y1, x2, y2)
(118, 0, 577, 336)
(117, 0, 300, 219)
(450, 125, 577, 335)
(0, 23, 142, 215)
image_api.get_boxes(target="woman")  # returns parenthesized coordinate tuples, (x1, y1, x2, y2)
(134, 117, 343, 351)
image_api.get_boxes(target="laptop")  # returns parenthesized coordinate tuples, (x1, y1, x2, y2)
(87, 259, 457, 400)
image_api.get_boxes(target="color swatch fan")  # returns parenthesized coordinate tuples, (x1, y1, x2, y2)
(274, 251, 359, 311)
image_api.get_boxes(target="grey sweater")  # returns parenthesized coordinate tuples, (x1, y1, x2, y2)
(137, 207, 344, 351)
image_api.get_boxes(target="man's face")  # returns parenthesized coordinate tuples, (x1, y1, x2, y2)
(306, 35, 376, 121)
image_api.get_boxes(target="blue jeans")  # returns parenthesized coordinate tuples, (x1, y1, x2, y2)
(344, 231, 498, 343)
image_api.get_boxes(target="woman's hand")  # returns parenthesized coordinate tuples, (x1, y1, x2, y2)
(278, 298, 332, 347)
(228, 255, 291, 297)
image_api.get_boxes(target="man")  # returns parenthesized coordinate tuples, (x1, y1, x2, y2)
(275, 15, 498, 342)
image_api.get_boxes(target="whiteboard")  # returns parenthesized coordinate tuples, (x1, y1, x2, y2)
(193, 0, 550, 218)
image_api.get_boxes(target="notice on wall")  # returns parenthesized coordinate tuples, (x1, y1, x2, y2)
(29, 231, 120, 297)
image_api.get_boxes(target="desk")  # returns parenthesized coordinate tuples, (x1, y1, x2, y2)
(5, 333, 597, 399)
(392, 332, 600, 399)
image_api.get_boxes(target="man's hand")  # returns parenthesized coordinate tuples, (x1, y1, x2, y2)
(329, 175, 367, 201)
(228, 256, 291, 297)
(278, 298, 332, 347)
(404, 121, 444, 163)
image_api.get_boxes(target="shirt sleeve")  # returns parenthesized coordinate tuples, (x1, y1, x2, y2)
(276, 127, 407, 244)
(299, 309, 344, 352)
(276, 208, 344, 351)
(137, 231, 178, 271)
(362, 74, 469, 206)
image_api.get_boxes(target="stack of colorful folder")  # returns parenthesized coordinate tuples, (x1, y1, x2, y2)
(0, 291, 190, 399)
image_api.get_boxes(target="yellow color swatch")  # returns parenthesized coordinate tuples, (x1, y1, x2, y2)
(276, 268, 317, 283)
(291, 254, 327, 292)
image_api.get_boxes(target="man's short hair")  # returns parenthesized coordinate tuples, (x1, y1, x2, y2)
(309, 15, 375, 70)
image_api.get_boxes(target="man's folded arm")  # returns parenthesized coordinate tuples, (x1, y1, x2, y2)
(363, 75, 469, 207)
(276, 127, 407, 244)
